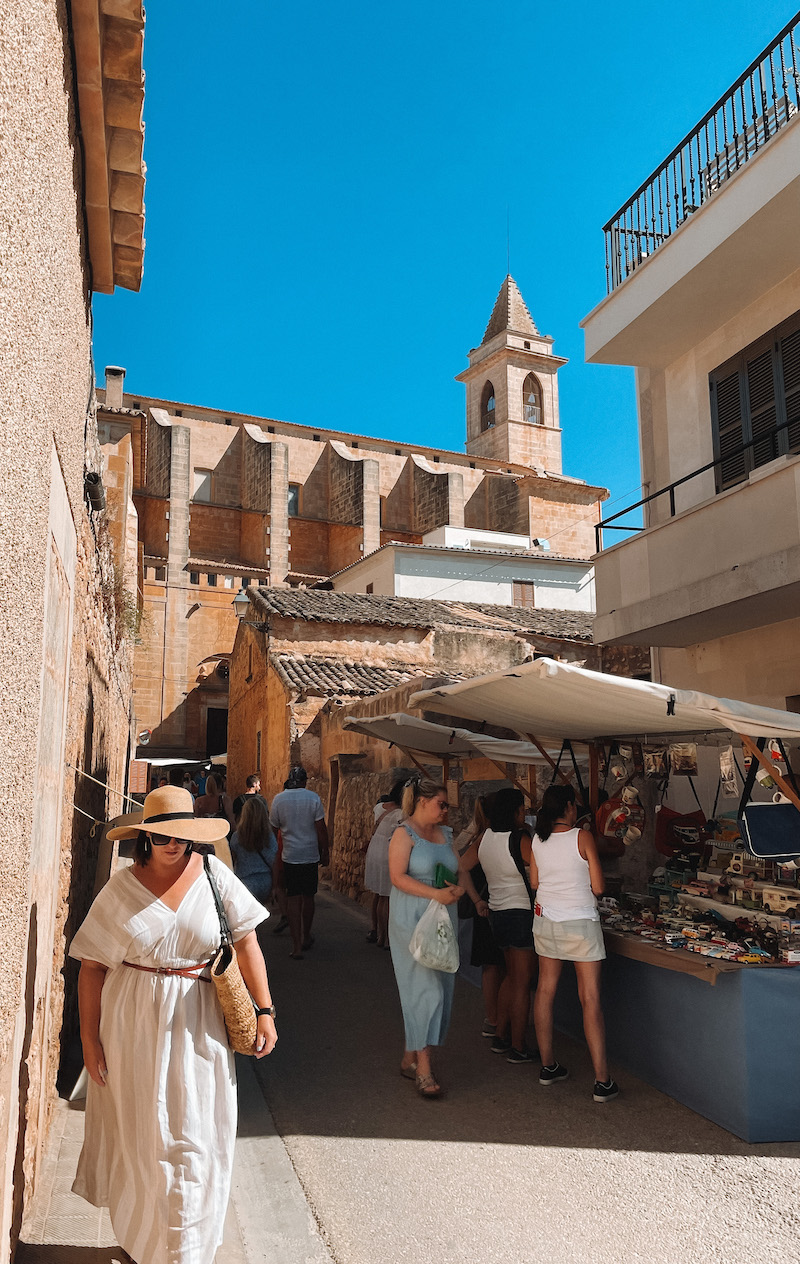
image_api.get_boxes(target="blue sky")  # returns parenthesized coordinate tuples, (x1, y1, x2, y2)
(93, 0, 799, 518)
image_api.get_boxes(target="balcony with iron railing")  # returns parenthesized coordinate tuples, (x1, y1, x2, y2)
(604, 13, 800, 292)
(592, 416, 800, 647)
(583, 12, 800, 369)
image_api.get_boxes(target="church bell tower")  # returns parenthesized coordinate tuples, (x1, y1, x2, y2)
(457, 275, 566, 472)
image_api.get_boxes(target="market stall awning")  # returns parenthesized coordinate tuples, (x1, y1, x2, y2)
(340, 713, 561, 764)
(409, 658, 800, 743)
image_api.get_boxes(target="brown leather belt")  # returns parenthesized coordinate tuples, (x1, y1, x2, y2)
(123, 960, 212, 981)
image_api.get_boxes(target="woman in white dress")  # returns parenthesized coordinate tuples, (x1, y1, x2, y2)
(69, 786, 278, 1264)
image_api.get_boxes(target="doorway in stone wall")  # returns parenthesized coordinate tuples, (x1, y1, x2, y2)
(206, 707, 228, 757)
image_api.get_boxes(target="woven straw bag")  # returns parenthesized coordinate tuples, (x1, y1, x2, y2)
(203, 857, 258, 1055)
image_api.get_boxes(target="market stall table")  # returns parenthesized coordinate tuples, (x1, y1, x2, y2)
(552, 929, 800, 1143)
(409, 658, 800, 1142)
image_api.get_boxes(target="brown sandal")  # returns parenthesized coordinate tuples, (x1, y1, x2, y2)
(416, 1073, 442, 1098)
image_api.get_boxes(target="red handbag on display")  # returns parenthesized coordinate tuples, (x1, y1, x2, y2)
(654, 806, 711, 857)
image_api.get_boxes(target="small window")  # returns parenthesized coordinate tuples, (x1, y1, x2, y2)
(241, 576, 251, 589)
(256, 730, 262, 770)
(366, 583, 374, 594)
(247, 644, 253, 681)
(288, 484, 301, 516)
(223, 575, 235, 589)
(267, 426, 275, 434)
(512, 581, 535, 609)
(189, 571, 200, 585)
(154, 566, 166, 583)
(192, 468, 212, 502)
(481, 381, 496, 431)
(523, 373, 543, 425)
(175, 409, 182, 417)
(207, 573, 217, 587)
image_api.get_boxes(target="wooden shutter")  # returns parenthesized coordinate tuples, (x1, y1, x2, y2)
(745, 345, 779, 469)
(780, 324, 800, 454)
(512, 581, 535, 609)
(711, 367, 747, 490)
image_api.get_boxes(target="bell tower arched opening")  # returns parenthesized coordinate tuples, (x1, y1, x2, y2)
(481, 381, 496, 431)
(523, 373, 543, 425)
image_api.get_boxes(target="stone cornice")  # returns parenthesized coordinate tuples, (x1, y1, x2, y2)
(71, 0, 145, 293)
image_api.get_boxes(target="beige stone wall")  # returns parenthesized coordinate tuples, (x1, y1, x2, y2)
(658, 620, 800, 709)
(0, 1, 92, 1251)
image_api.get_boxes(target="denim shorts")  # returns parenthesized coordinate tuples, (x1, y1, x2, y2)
(488, 907, 534, 951)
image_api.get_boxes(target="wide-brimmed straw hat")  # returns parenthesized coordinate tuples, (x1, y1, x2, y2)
(106, 786, 229, 843)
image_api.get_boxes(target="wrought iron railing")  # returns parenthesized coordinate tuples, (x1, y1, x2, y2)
(604, 11, 800, 292)
(594, 414, 800, 553)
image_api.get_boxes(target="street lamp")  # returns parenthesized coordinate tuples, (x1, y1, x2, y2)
(232, 587, 251, 621)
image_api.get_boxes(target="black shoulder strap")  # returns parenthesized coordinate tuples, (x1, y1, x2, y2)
(508, 828, 535, 911)
(737, 737, 765, 820)
(203, 855, 232, 944)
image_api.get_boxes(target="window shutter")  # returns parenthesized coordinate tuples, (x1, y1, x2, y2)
(512, 581, 535, 609)
(780, 325, 800, 454)
(746, 346, 779, 469)
(712, 368, 747, 490)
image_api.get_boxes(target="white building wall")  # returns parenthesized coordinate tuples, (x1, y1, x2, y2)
(394, 550, 594, 611)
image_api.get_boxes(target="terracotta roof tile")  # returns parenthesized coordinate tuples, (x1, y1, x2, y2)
(270, 653, 456, 699)
(250, 587, 593, 641)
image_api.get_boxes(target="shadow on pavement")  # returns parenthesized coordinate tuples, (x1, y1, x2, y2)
(16, 1250, 123, 1263)
(244, 890, 800, 1160)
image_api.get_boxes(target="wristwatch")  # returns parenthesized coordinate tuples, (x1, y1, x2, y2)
(255, 1005, 276, 1019)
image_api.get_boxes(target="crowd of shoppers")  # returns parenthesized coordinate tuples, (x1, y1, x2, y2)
(379, 776, 618, 1104)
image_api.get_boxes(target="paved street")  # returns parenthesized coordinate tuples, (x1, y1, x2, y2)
(19, 886, 800, 1264)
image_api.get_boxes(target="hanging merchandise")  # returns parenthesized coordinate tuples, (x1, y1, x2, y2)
(669, 743, 699, 777)
(596, 786, 646, 853)
(644, 745, 669, 779)
(654, 776, 712, 858)
(720, 745, 739, 798)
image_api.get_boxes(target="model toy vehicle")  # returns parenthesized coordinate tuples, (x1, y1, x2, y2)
(760, 887, 800, 916)
(726, 851, 771, 880)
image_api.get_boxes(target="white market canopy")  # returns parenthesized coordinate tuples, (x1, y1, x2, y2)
(409, 658, 800, 744)
(340, 712, 574, 765)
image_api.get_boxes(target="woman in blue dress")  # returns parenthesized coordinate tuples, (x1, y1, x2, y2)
(388, 777, 464, 1098)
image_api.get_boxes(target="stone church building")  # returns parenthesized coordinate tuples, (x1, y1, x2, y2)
(98, 275, 609, 764)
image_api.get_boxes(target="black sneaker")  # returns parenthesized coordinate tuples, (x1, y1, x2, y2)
(539, 1062, 569, 1085)
(490, 1035, 511, 1054)
(593, 1078, 620, 1102)
(506, 1047, 538, 1065)
(481, 1020, 497, 1039)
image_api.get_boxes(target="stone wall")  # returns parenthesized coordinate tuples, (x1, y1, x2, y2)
(411, 457, 450, 535)
(145, 411, 172, 495)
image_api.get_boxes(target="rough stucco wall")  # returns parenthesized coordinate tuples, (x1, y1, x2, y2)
(0, 3, 134, 1255)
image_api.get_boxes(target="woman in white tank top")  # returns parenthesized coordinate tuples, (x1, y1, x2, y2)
(529, 785, 619, 1103)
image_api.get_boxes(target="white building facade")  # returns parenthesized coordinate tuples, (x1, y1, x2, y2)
(582, 13, 800, 708)
(328, 527, 595, 612)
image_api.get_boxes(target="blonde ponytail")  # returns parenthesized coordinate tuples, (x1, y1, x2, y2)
(401, 777, 444, 817)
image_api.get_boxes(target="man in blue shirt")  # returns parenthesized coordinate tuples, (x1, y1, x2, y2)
(270, 766, 329, 959)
